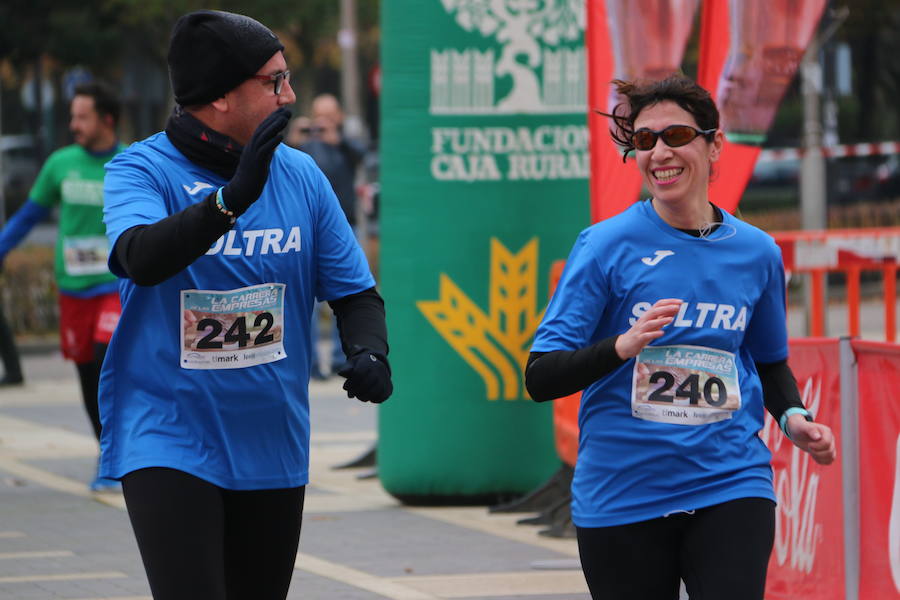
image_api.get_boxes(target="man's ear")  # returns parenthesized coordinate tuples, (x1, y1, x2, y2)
(210, 95, 230, 113)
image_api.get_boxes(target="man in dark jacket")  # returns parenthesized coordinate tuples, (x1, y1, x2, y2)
(300, 94, 368, 376)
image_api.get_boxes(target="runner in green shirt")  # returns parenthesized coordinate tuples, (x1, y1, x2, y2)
(0, 81, 124, 491)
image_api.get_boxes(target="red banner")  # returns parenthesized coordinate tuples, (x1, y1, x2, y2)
(586, 0, 643, 222)
(717, 0, 826, 140)
(764, 339, 845, 600)
(854, 340, 900, 599)
(588, 0, 826, 216)
(703, 0, 826, 213)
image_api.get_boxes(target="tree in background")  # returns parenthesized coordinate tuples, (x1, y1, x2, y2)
(0, 0, 381, 145)
(839, 0, 900, 143)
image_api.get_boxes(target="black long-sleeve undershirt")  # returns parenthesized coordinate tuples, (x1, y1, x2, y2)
(525, 340, 805, 422)
(755, 359, 805, 421)
(112, 192, 231, 286)
(525, 337, 625, 403)
(330, 288, 389, 361)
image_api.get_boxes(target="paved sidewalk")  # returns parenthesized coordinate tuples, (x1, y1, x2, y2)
(0, 351, 588, 599)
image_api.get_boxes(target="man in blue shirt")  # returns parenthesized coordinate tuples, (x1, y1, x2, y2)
(99, 10, 392, 600)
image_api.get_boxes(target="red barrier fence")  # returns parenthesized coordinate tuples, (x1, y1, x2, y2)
(764, 339, 845, 599)
(854, 341, 900, 599)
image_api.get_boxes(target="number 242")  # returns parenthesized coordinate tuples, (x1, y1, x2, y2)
(196, 313, 275, 349)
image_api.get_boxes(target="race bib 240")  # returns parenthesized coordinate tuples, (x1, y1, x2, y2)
(631, 345, 741, 425)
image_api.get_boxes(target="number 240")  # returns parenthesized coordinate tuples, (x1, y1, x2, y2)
(647, 372, 727, 407)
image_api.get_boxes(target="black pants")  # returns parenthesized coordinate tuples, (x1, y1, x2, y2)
(577, 497, 775, 600)
(76, 342, 108, 441)
(0, 303, 22, 383)
(122, 467, 305, 600)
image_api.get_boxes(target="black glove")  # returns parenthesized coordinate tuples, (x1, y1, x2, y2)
(337, 350, 393, 404)
(221, 107, 292, 216)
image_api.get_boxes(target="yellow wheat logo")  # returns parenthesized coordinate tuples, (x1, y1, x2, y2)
(417, 238, 545, 401)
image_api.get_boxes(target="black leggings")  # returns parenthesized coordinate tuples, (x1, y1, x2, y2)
(577, 497, 775, 600)
(122, 467, 305, 600)
(76, 342, 108, 441)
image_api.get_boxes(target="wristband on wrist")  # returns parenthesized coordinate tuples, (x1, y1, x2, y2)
(780, 407, 814, 441)
(215, 187, 235, 225)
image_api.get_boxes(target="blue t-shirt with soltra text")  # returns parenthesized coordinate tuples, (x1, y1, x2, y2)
(532, 200, 786, 527)
(99, 133, 374, 490)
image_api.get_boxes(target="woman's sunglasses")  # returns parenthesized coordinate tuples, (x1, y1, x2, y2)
(631, 124, 717, 151)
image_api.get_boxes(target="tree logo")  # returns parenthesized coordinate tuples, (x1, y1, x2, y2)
(433, 0, 585, 114)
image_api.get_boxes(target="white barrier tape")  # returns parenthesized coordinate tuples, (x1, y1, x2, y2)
(758, 141, 900, 162)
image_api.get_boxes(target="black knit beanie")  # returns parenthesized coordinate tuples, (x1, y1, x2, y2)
(168, 10, 285, 107)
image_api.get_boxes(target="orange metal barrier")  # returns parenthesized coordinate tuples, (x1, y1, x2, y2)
(553, 394, 580, 468)
(773, 227, 900, 342)
(548, 260, 580, 467)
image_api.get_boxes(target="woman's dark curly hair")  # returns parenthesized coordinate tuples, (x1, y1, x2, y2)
(599, 74, 719, 162)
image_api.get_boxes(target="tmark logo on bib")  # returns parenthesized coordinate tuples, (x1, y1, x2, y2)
(180, 284, 287, 370)
(631, 345, 741, 425)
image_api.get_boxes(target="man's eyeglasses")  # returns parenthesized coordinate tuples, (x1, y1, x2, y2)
(631, 124, 717, 151)
(250, 70, 291, 95)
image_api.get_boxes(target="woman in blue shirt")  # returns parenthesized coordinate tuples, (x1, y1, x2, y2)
(526, 75, 835, 600)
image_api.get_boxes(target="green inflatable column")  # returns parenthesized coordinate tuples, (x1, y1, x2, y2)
(378, 0, 590, 502)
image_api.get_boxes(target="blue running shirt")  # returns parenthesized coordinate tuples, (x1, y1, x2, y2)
(99, 134, 374, 489)
(532, 200, 785, 527)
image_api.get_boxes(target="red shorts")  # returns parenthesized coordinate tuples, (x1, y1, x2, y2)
(59, 292, 121, 364)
